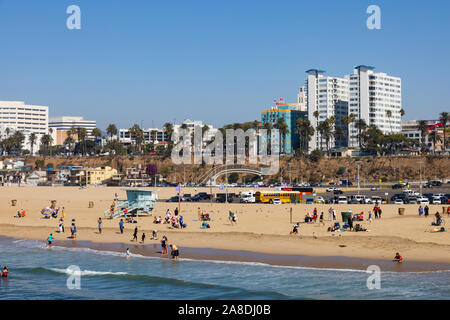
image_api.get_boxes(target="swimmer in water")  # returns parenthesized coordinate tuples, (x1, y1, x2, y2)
(393, 252, 403, 263)
(170, 244, 179, 260)
(48, 233, 53, 247)
(126, 248, 131, 259)
(2, 266, 8, 278)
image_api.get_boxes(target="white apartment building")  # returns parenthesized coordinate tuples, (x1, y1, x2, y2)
(296, 86, 307, 112)
(0, 101, 49, 135)
(172, 119, 218, 144)
(49, 116, 96, 133)
(119, 128, 168, 146)
(345, 65, 402, 148)
(305, 69, 349, 152)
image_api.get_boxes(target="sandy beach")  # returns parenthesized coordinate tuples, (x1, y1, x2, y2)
(1, 186, 449, 268)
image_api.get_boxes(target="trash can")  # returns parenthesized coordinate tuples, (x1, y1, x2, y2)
(11, 200, 17, 206)
(398, 208, 405, 216)
(341, 212, 352, 222)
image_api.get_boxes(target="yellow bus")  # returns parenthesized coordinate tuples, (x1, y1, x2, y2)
(255, 191, 307, 204)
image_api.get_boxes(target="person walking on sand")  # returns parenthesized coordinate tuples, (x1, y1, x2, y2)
(378, 207, 382, 219)
(328, 208, 333, 221)
(424, 205, 429, 218)
(228, 210, 234, 226)
(59, 218, 64, 233)
(119, 219, 124, 234)
(232, 212, 237, 225)
(161, 235, 168, 255)
(132, 226, 138, 242)
(418, 205, 424, 216)
(141, 232, 146, 244)
(368, 211, 372, 224)
(319, 212, 325, 226)
(98, 218, 102, 234)
(332, 209, 336, 221)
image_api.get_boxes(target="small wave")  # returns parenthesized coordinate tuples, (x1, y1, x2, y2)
(49, 268, 128, 276)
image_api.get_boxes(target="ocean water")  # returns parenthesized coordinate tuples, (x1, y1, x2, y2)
(0, 237, 449, 300)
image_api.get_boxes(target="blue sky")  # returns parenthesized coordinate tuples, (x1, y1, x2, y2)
(0, 0, 449, 131)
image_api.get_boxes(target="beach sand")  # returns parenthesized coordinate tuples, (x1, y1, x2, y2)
(1, 186, 449, 268)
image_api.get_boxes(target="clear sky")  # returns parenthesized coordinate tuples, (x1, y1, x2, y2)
(0, 0, 449, 131)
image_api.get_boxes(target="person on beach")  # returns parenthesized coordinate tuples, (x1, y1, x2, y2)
(70, 223, 75, 238)
(132, 226, 138, 242)
(328, 208, 333, 221)
(332, 209, 336, 221)
(198, 207, 201, 220)
(152, 230, 158, 240)
(73, 223, 77, 239)
(61, 207, 66, 219)
(119, 219, 124, 234)
(424, 205, 429, 218)
(232, 212, 237, 225)
(161, 235, 168, 255)
(141, 232, 146, 244)
(98, 218, 102, 234)
(290, 224, 299, 235)
(418, 205, 424, 216)
(47, 233, 53, 247)
(319, 212, 325, 226)
(170, 244, 179, 260)
(174, 207, 179, 216)
(59, 218, 64, 233)
(393, 252, 403, 262)
(229, 210, 234, 226)
(378, 207, 382, 219)
(347, 217, 354, 231)
(368, 211, 372, 223)
(126, 248, 131, 259)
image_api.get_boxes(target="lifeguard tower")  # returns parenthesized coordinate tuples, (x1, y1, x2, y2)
(104, 189, 157, 219)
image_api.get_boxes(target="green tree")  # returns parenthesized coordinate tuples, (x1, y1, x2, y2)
(418, 120, 429, 153)
(29, 133, 37, 156)
(106, 124, 118, 141)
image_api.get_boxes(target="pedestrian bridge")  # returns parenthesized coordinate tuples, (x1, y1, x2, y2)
(197, 164, 263, 185)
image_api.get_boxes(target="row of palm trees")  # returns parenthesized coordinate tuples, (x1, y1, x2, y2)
(417, 112, 449, 153)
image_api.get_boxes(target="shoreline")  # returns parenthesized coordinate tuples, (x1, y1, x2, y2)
(2, 229, 450, 273)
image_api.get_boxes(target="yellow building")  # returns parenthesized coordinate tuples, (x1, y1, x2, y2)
(83, 166, 118, 185)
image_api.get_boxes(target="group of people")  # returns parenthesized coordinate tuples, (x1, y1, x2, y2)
(14, 209, 26, 218)
(160, 235, 179, 260)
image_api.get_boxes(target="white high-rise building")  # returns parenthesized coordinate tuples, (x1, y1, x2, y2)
(296, 86, 307, 111)
(345, 65, 402, 148)
(0, 101, 49, 135)
(305, 69, 349, 152)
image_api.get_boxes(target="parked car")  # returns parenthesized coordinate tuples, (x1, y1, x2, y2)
(370, 186, 378, 191)
(334, 189, 344, 195)
(371, 196, 382, 204)
(273, 198, 281, 205)
(166, 196, 180, 202)
(392, 184, 403, 189)
(418, 197, 430, 205)
(394, 198, 405, 205)
(197, 192, 211, 200)
(326, 187, 336, 192)
(305, 198, 315, 204)
(337, 196, 348, 204)
(408, 197, 418, 204)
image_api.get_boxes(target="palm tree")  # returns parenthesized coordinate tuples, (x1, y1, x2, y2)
(76, 127, 88, 156)
(428, 130, 441, 154)
(40, 134, 53, 157)
(129, 124, 144, 153)
(386, 110, 393, 133)
(296, 118, 314, 154)
(275, 118, 289, 154)
(400, 108, 405, 117)
(439, 112, 449, 151)
(92, 128, 102, 147)
(106, 124, 118, 141)
(417, 120, 429, 154)
(354, 118, 367, 149)
(5, 127, 10, 138)
(262, 122, 273, 153)
(29, 133, 37, 156)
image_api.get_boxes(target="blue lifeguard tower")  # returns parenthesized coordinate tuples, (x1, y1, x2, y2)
(104, 189, 157, 219)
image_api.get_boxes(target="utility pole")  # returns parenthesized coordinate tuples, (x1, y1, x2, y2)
(418, 161, 423, 195)
(178, 183, 181, 214)
(357, 164, 360, 195)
